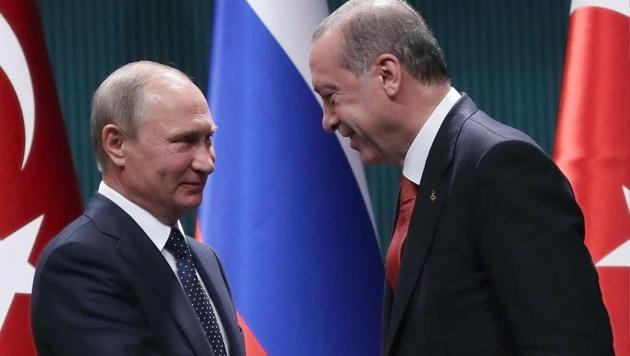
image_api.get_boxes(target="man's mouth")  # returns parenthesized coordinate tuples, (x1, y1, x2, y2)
(181, 180, 206, 189)
(338, 126, 355, 139)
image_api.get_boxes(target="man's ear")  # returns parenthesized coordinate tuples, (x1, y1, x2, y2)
(375, 54, 401, 97)
(102, 124, 127, 167)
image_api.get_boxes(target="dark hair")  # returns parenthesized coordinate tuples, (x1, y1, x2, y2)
(313, 0, 448, 84)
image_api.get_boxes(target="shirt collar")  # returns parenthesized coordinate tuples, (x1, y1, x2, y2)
(402, 87, 461, 185)
(98, 181, 185, 251)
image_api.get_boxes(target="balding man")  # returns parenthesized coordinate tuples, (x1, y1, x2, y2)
(32, 61, 245, 356)
(309, 1, 612, 355)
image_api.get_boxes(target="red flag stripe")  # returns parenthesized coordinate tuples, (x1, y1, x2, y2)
(195, 228, 269, 355)
(237, 313, 268, 356)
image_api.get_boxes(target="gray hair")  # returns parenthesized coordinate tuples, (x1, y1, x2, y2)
(312, 0, 448, 84)
(90, 61, 189, 171)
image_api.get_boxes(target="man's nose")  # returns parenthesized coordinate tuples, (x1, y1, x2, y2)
(192, 145, 215, 174)
(322, 106, 339, 133)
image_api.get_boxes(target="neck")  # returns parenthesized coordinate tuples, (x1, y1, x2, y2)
(393, 81, 451, 164)
(407, 81, 451, 133)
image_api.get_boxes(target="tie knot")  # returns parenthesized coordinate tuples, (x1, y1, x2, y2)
(165, 228, 188, 259)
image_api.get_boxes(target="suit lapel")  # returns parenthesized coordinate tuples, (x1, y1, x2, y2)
(85, 194, 213, 356)
(384, 95, 478, 355)
(190, 241, 244, 356)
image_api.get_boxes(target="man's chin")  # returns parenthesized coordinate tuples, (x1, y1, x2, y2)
(359, 151, 380, 165)
(349, 142, 375, 164)
(176, 193, 204, 210)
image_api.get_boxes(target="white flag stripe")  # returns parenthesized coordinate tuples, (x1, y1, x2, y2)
(245, 0, 327, 91)
(570, 0, 630, 16)
(246, 0, 379, 239)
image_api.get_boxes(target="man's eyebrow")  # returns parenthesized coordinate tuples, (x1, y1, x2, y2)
(171, 130, 199, 140)
(169, 125, 216, 140)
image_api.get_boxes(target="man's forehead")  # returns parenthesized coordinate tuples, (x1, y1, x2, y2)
(144, 76, 205, 108)
(144, 73, 193, 94)
(311, 32, 343, 70)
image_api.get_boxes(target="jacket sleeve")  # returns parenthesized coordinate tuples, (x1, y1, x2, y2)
(471, 140, 613, 355)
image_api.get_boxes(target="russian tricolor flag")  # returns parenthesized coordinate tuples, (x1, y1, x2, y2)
(196, 0, 384, 355)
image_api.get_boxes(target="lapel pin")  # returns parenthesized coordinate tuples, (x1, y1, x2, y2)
(430, 189, 437, 204)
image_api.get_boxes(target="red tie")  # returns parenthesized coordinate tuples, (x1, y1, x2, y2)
(386, 176, 418, 290)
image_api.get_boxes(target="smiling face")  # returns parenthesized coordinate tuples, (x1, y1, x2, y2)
(120, 73, 216, 224)
(310, 28, 400, 165)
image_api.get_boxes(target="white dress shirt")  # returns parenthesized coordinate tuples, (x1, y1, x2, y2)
(98, 181, 230, 354)
(403, 87, 461, 184)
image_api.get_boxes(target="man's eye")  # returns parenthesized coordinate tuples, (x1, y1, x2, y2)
(175, 136, 195, 145)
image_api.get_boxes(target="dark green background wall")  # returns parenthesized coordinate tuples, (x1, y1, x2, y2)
(36, 0, 570, 253)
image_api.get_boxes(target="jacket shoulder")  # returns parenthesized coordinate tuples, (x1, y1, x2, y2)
(37, 214, 118, 272)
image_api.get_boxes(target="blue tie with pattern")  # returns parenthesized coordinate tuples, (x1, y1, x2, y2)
(165, 228, 227, 356)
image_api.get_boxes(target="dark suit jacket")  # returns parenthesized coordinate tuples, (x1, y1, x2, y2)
(32, 193, 245, 356)
(382, 95, 613, 355)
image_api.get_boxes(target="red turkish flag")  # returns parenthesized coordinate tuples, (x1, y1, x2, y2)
(553, 1, 630, 354)
(0, 1, 82, 354)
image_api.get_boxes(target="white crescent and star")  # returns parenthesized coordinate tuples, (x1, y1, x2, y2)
(0, 215, 42, 329)
(0, 12, 35, 170)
